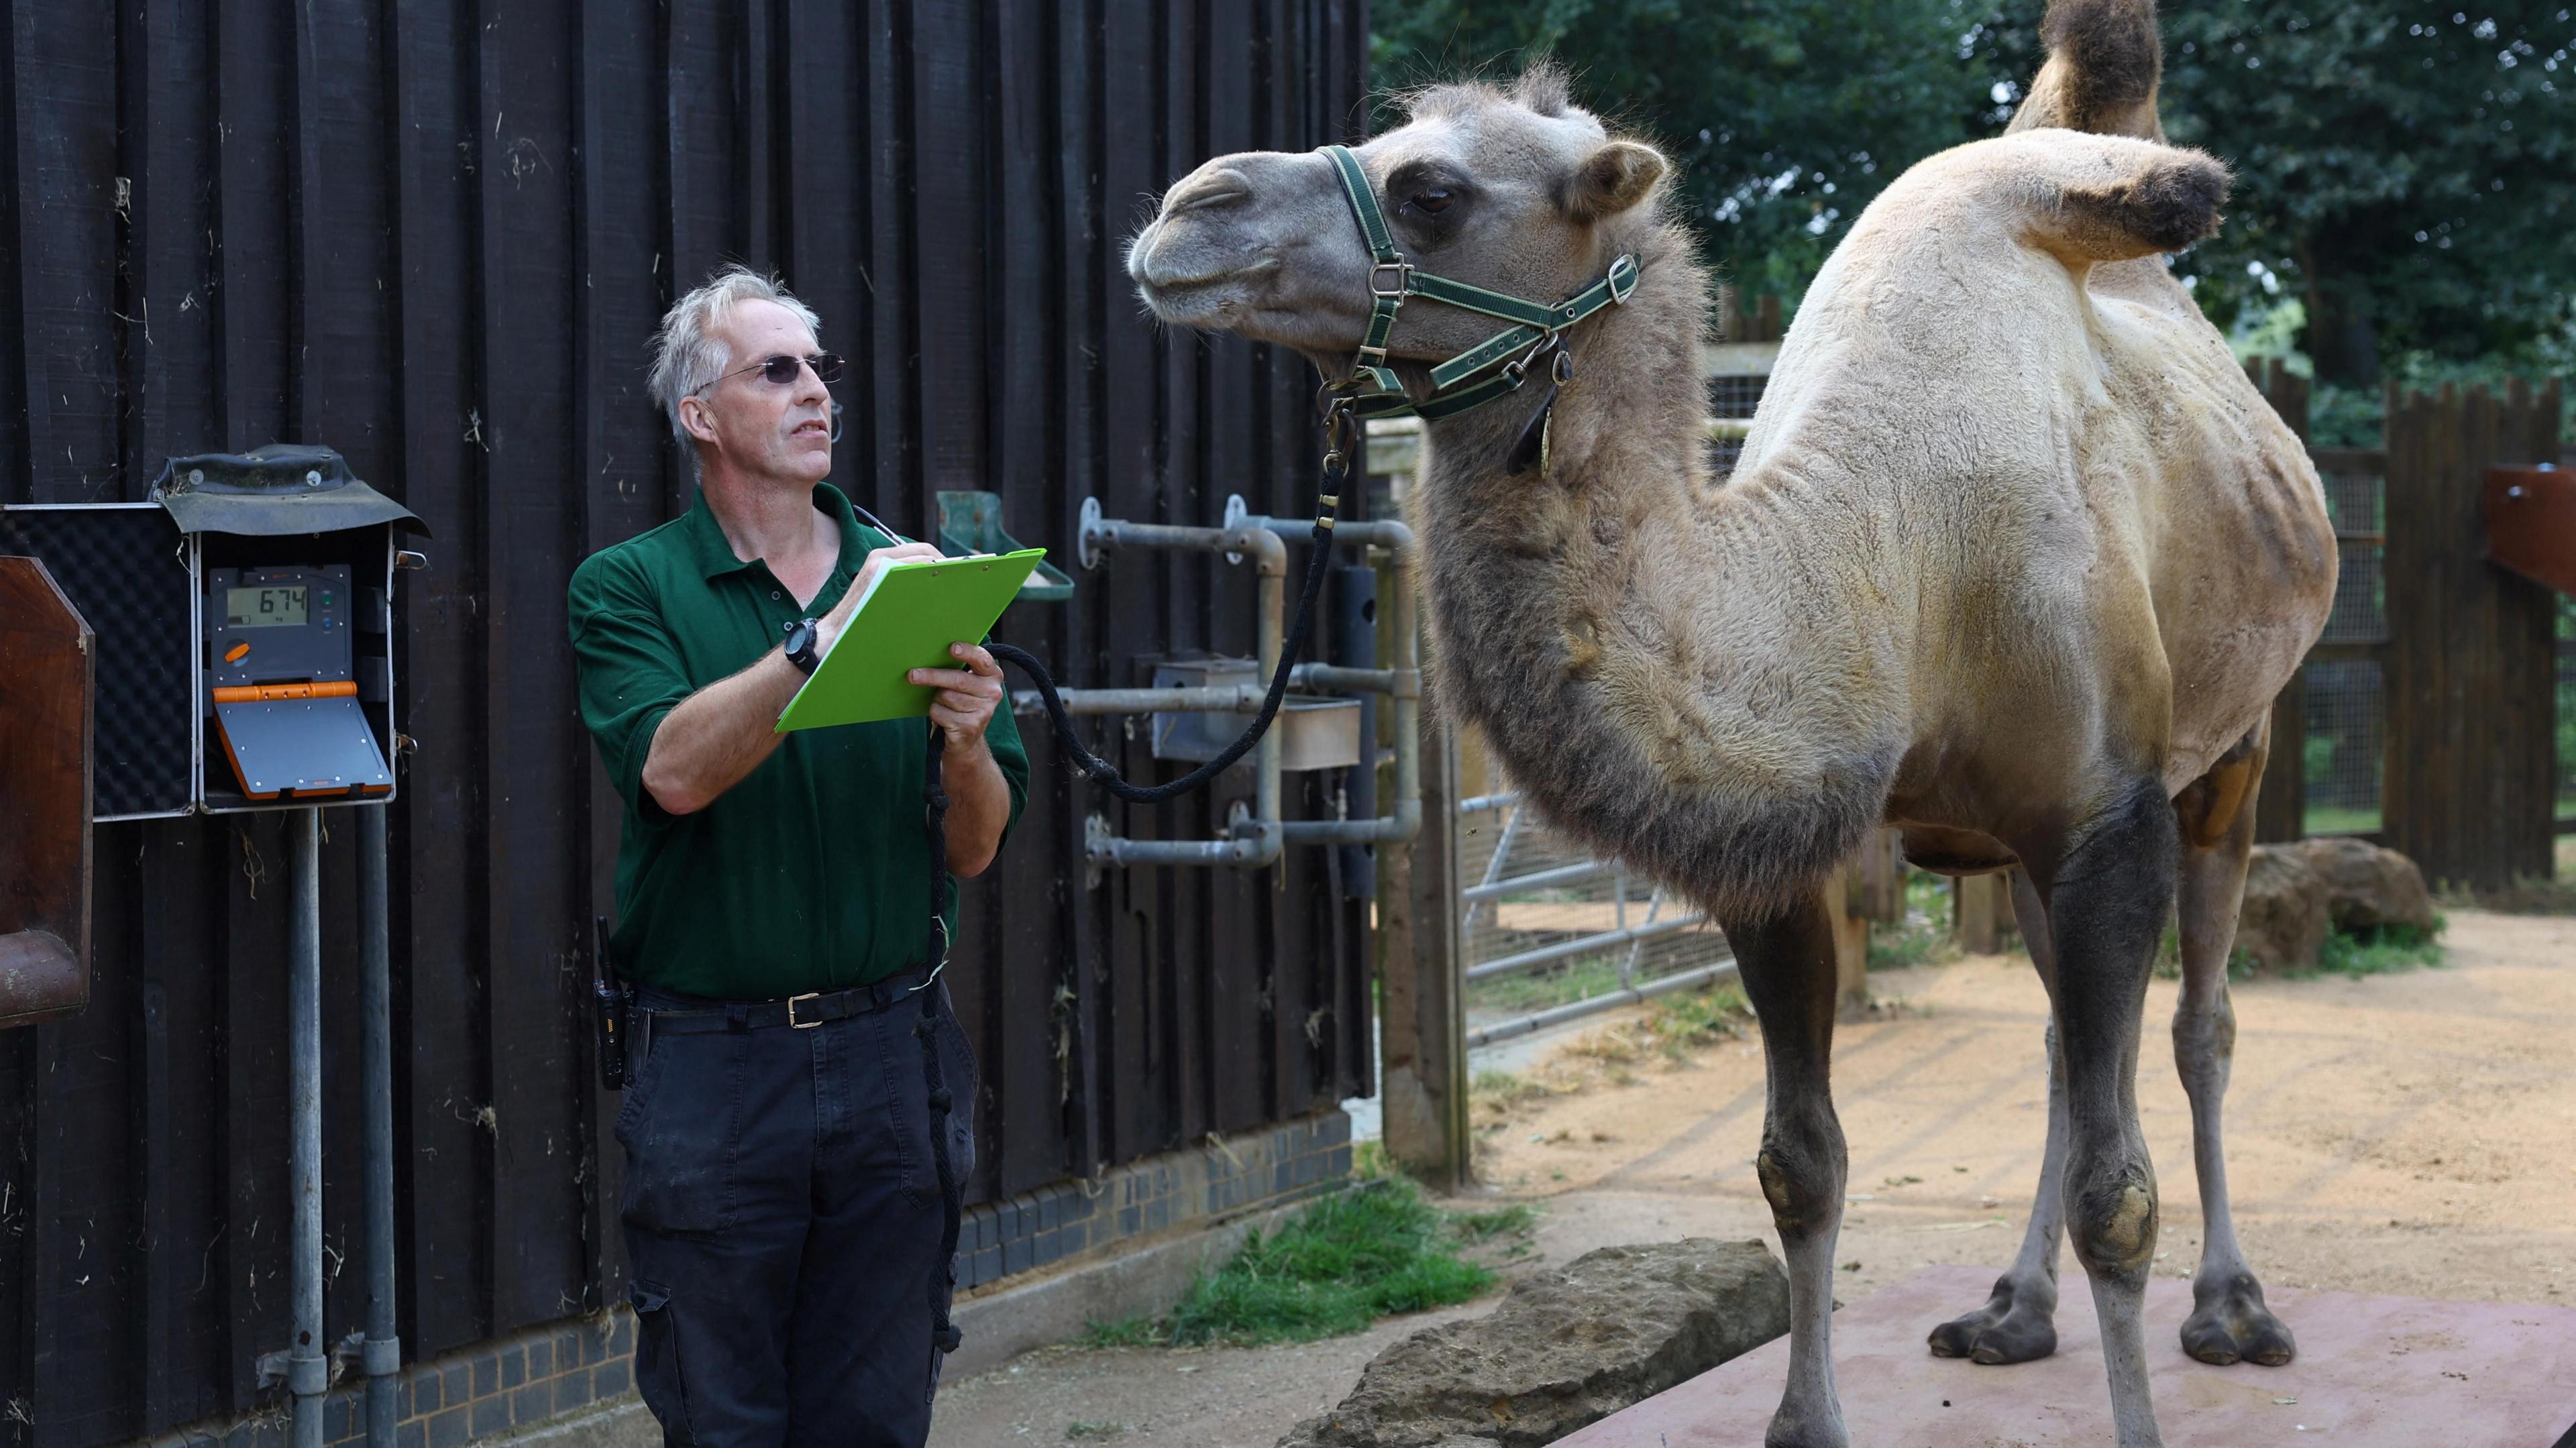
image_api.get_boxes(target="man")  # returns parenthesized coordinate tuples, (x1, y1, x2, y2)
(568, 266, 1026, 1445)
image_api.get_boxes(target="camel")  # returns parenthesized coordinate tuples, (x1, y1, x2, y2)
(1125, 1, 2334, 1442)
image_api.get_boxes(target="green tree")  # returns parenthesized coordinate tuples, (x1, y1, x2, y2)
(1372, 2, 2575, 386)
(2159, 3, 2576, 384)
(1371, 1, 2038, 302)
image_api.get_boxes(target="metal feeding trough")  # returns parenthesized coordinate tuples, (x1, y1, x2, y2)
(1148, 656, 1361, 772)
(936, 490, 1073, 600)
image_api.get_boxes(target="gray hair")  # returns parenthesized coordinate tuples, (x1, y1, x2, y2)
(647, 265, 824, 451)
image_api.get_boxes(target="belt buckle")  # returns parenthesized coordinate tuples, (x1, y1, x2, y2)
(1368, 261, 1411, 299)
(787, 991, 824, 1029)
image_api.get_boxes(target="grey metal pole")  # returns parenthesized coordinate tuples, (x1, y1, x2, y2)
(289, 807, 327, 1448)
(360, 803, 401, 1445)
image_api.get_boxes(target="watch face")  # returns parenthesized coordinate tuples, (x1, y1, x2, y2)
(785, 620, 820, 673)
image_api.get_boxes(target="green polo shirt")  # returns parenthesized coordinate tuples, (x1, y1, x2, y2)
(567, 482, 1028, 999)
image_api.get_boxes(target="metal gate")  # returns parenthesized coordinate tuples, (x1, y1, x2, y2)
(1457, 789, 1736, 1051)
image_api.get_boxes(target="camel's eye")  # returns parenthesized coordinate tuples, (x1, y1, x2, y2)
(1407, 188, 1454, 215)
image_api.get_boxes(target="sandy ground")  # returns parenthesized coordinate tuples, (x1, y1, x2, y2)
(929, 908, 2576, 1447)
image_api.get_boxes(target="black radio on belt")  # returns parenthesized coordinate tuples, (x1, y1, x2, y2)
(592, 915, 631, 1091)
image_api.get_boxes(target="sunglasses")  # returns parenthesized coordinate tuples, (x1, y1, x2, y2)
(694, 351, 845, 394)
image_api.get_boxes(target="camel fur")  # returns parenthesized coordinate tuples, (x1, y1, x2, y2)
(1126, 3, 2334, 1442)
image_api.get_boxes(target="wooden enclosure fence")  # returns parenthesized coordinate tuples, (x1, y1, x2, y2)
(0, 3, 1371, 1442)
(2249, 363, 2564, 891)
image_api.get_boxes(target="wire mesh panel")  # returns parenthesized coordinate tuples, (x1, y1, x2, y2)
(2320, 469, 2386, 646)
(2303, 659, 2385, 834)
(1707, 373, 1766, 480)
(2304, 454, 2390, 836)
(1456, 789, 1733, 1048)
(1708, 373, 1768, 419)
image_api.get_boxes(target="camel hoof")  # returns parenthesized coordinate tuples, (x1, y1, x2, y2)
(2182, 1274, 2296, 1367)
(1927, 1277, 2059, 1365)
(1764, 1414, 1852, 1448)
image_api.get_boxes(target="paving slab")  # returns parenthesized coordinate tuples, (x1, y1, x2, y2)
(1558, 1263, 2576, 1447)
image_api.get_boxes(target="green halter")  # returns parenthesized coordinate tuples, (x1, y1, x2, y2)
(1320, 144, 1638, 423)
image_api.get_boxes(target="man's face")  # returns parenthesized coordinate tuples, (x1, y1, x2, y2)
(685, 298, 834, 485)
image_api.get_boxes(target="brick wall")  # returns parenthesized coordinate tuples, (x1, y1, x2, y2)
(133, 1108, 1352, 1447)
(955, 1108, 1352, 1292)
(137, 1312, 636, 1448)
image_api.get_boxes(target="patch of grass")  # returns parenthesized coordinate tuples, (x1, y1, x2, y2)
(1639, 983, 1755, 1061)
(1161, 1178, 1497, 1346)
(1077, 1315, 1163, 1349)
(1869, 871, 1968, 970)
(1470, 1067, 1547, 1117)
(2302, 920, 2447, 978)
(2301, 804, 2384, 837)
(1450, 1201, 1542, 1243)
(2440, 874, 2576, 916)
(1351, 1137, 1393, 1182)
(1466, 952, 1628, 1013)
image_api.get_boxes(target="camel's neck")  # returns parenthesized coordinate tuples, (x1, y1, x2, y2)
(1396, 217, 1895, 919)
(1405, 215, 1718, 762)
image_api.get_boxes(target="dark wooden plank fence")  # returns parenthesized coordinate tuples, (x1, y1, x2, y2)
(2246, 366, 2564, 891)
(0, 3, 1372, 1441)
(2382, 380, 2565, 890)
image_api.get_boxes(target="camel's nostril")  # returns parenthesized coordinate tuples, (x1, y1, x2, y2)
(1170, 187, 1248, 215)
(1163, 168, 1252, 217)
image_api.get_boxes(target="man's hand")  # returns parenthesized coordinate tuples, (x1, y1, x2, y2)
(910, 643, 1006, 753)
(816, 541, 944, 655)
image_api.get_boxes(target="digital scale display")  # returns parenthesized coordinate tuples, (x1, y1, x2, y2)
(227, 585, 311, 628)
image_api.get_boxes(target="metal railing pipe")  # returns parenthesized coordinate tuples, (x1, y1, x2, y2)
(1460, 859, 1612, 901)
(1073, 507, 1287, 867)
(1230, 502, 1427, 848)
(1087, 813, 1280, 867)
(1464, 960, 1740, 1052)
(1287, 662, 1415, 698)
(1257, 546, 1282, 839)
(360, 805, 400, 1446)
(1016, 684, 1269, 718)
(1464, 911, 1710, 981)
(288, 808, 326, 1448)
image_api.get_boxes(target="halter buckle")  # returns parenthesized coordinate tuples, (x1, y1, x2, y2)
(1368, 262, 1413, 299)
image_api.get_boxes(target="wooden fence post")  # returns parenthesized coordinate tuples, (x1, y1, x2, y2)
(1379, 712, 1470, 1190)
(1953, 874, 2005, 955)
(2382, 380, 2565, 890)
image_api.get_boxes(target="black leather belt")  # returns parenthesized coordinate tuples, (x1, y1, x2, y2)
(639, 980, 905, 1036)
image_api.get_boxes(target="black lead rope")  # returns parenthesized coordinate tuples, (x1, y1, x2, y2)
(907, 407, 1351, 1366)
(985, 452, 1344, 805)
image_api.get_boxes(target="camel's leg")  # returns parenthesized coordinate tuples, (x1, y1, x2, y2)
(1927, 867, 2069, 1364)
(1729, 887, 1851, 1448)
(2171, 741, 2298, 1367)
(2043, 781, 2174, 1448)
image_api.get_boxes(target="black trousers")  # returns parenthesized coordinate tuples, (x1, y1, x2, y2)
(617, 981, 977, 1447)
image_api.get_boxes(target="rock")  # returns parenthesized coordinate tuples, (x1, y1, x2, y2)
(1275, 1239, 1789, 1448)
(2290, 837, 2436, 934)
(2237, 846, 2329, 972)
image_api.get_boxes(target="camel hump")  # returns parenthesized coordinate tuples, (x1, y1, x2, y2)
(2021, 137, 2229, 264)
(2008, 0, 2165, 140)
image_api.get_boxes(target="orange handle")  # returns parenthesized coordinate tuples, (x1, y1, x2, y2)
(211, 680, 358, 704)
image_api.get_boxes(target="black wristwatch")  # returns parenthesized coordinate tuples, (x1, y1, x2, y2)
(782, 617, 822, 675)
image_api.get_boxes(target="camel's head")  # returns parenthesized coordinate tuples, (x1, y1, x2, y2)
(1127, 68, 1668, 377)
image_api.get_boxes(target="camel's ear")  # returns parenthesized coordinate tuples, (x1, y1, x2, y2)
(1562, 140, 1666, 224)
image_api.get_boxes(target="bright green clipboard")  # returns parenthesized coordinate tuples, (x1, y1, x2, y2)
(774, 548, 1046, 732)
